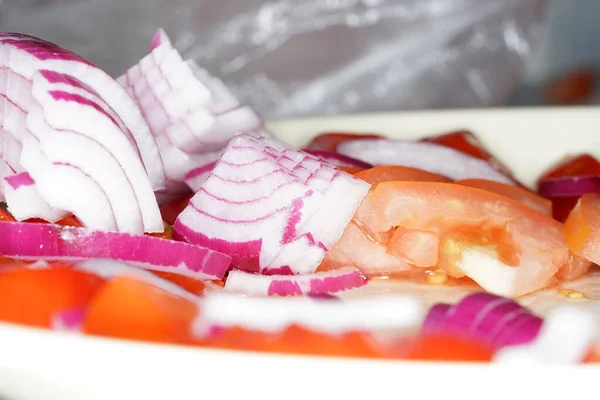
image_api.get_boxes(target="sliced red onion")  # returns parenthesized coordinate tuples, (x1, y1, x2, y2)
(538, 175, 600, 197)
(422, 292, 543, 348)
(183, 161, 217, 192)
(301, 149, 373, 169)
(194, 293, 421, 336)
(0, 221, 231, 280)
(118, 29, 263, 197)
(3, 172, 69, 222)
(338, 139, 515, 185)
(0, 32, 165, 190)
(224, 267, 368, 296)
(494, 306, 596, 364)
(174, 132, 370, 274)
(50, 307, 86, 332)
(307, 293, 341, 301)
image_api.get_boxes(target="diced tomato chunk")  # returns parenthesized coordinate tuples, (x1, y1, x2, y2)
(83, 276, 198, 344)
(0, 209, 16, 222)
(563, 194, 600, 265)
(355, 165, 450, 186)
(307, 132, 383, 152)
(160, 194, 194, 226)
(151, 270, 206, 295)
(0, 265, 104, 327)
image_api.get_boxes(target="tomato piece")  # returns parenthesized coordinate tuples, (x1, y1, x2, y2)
(83, 276, 198, 344)
(563, 194, 600, 266)
(0, 266, 104, 328)
(365, 182, 567, 297)
(306, 132, 383, 152)
(456, 179, 552, 216)
(160, 194, 194, 226)
(556, 251, 592, 282)
(151, 270, 206, 295)
(25, 215, 83, 227)
(0, 209, 16, 222)
(395, 334, 495, 362)
(387, 227, 438, 268)
(355, 165, 450, 186)
(198, 325, 388, 358)
(543, 68, 595, 105)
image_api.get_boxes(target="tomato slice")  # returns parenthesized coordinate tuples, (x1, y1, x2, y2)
(0, 209, 16, 222)
(306, 132, 383, 152)
(197, 325, 388, 358)
(422, 130, 491, 161)
(556, 251, 592, 282)
(563, 194, 600, 265)
(365, 182, 567, 297)
(83, 276, 198, 344)
(160, 194, 194, 226)
(0, 265, 104, 327)
(338, 166, 366, 175)
(456, 179, 552, 216)
(355, 165, 450, 186)
(394, 334, 495, 362)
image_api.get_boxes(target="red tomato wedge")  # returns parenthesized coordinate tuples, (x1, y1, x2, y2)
(362, 182, 567, 297)
(306, 132, 383, 152)
(160, 194, 194, 226)
(151, 270, 206, 295)
(0, 209, 16, 222)
(197, 325, 387, 358)
(456, 179, 552, 216)
(563, 194, 600, 265)
(355, 166, 450, 185)
(394, 334, 495, 362)
(0, 266, 104, 328)
(83, 276, 198, 344)
(539, 154, 600, 222)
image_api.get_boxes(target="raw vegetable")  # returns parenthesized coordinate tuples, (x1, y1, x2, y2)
(338, 139, 515, 184)
(0, 221, 231, 280)
(174, 132, 370, 274)
(118, 28, 263, 199)
(563, 193, 600, 265)
(184, 161, 217, 192)
(302, 149, 373, 170)
(355, 165, 450, 185)
(224, 267, 368, 296)
(538, 176, 600, 198)
(422, 292, 543, 348)
(306, 132, 383, 152)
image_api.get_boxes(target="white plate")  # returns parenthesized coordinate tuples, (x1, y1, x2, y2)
(1, 107, 599, 400)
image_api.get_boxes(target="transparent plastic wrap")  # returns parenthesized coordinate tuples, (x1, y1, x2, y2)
(0, 0, 550, 119)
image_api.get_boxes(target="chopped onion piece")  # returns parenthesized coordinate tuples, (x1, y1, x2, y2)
(174, 132, 370, 273)
(224, 267, 368, 296)
(0, 32, 165, 190)
(183, 161, 216, 192)
(338, 139, 515, 184)
(538, 175, 600, 197)
(422, 292, 543, 348)
(194, 293, 422, 336)
(3, 172, 69, 222)
(0, 221, 231, 280)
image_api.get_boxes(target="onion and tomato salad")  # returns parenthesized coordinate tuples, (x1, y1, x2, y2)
(0, 29, 598, 364)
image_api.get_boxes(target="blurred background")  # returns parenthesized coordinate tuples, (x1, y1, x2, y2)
(0, 0, 597, 119)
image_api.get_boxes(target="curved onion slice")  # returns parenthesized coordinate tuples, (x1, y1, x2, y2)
(0, 221, 231, 280)
(3, 172, 69, 222)
(338, 139, 515, 185)
(174, 132, 370, 274)
(422, 292, 543, 348)
(538, 175, 600, 197)
(0, 32, 165, 189)
(194, 293, 421, 336)
(224, 267, 368, 296)
(118, 28, 262, 197)
(302, 149, 373, 169)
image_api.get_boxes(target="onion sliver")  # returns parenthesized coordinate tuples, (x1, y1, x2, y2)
(338, 139, 515, 185)
(194, 293, 421, 336)
(224, 267, 368, 296)
(118, 29, 262, 196)
(174, 132, 370, 273)
(0, 221, 231, 280)
(184, 161, 217, 192)
(302, 149, 373, 169)
(422, 292, 543, 348)
(0, 32, 165, 190)
(538, 175, 600, 197)
(3, 172, 69, 222)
